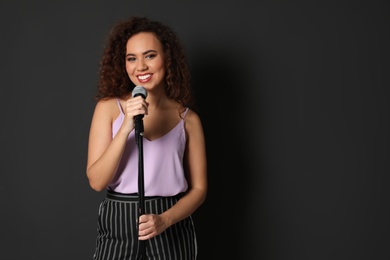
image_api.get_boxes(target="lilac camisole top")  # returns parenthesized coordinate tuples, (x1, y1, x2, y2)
(107, 99, 189, 196)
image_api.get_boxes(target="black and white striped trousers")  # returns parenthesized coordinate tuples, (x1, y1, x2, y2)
(93, 190, 197, 260)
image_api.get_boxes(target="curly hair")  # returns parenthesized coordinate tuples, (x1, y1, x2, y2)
(94, 16, 194, 110)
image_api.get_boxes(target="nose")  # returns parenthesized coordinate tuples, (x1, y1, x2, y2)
(137, 60, 147, 71)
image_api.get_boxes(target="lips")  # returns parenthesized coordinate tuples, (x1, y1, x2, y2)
(137, 73, 152, 83)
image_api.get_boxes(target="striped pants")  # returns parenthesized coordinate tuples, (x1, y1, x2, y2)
(93, 190, 197, 260)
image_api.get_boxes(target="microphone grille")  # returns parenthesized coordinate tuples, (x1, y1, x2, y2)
(132, 86, 148, 98)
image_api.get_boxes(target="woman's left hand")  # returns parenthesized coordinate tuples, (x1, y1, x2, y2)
(138, 214, 169, 240)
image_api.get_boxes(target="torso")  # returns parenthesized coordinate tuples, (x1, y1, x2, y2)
(108, 97, 189, 196)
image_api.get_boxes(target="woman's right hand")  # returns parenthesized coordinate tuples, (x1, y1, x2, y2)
(121, 95, 149, 134)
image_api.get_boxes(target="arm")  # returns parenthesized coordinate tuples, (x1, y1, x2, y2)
(86, 97, 148, 191)
(138, 109, 207, 239)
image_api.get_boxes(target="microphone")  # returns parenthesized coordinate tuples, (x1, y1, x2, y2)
(132, 86, 148, 138)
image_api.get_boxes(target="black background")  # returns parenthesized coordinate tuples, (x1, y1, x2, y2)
(1, 1, 389, 259)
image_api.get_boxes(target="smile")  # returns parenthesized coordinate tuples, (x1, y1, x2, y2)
(137, 74, 152, 81)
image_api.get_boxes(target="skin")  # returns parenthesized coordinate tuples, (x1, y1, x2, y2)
(86, 32, 207, 240)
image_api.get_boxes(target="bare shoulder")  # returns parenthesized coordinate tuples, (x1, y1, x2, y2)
(185, 108, 201, 122)
(95, 98, 119, 109)
(93, 98, 121, 122)
(184, 108, 204, 133)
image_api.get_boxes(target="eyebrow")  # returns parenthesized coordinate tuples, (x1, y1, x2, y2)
(126, 50, 157, 57)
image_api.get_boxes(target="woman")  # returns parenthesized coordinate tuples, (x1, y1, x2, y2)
(86, 16, 207, 259)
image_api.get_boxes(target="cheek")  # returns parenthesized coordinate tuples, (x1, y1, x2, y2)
(125, 63, 132, 73)
(125, 65, 137, 82)
(125, 64, 136, 77)
(156, 61, 165, 74)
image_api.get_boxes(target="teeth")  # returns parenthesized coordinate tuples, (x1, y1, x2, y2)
(138, 74, 151, 80)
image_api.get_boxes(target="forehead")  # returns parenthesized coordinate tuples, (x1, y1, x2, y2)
(126, 32, 162, 53)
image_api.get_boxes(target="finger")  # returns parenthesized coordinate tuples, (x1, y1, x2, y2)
(138, 228, 157, 240)
(126, 102, 147, 117)
(138, 214, 151, 224)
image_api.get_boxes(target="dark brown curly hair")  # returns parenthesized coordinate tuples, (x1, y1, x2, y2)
(94, 16, 194, 110)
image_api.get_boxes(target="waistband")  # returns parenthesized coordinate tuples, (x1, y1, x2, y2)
(106, 190, 162, 202)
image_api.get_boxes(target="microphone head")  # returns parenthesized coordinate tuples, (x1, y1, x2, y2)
(132, 86, 148, 98)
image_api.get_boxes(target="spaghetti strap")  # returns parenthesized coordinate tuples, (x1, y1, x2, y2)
(182, 107, 189, 118)
(116, 99, 124, 114)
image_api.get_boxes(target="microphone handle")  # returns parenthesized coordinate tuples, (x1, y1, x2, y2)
(133, 92, 146, 142)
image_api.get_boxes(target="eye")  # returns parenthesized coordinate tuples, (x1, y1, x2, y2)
(145, 53, 156, 59)
(127, 57, 136, 62)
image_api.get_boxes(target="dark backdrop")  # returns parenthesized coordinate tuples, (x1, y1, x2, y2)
(1, 1, 389, 259)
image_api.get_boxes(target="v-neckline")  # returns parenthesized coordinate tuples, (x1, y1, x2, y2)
(142, 120, 182, 142)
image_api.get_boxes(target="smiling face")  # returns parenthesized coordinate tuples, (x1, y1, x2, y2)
(125, 32, 166, 92)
